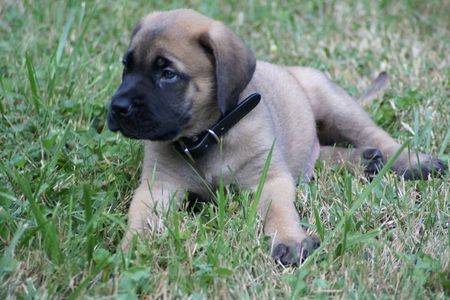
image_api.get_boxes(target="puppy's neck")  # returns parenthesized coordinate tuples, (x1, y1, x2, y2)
(173, 93, 261, 161)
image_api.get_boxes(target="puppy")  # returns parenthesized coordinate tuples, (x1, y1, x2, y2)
(108, 9, 445, 266)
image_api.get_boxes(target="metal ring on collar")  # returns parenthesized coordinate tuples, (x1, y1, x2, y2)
(208, 129, 220, 143)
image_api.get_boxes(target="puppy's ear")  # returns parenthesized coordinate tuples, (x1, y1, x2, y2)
(131, 21, 142, 38)
(199, 22, 256, 115)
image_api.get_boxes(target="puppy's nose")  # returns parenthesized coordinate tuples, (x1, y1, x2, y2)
(111, 97, 132, 116)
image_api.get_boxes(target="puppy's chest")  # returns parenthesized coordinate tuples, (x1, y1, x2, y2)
(187, 109, 274, 190)
(192, 150, 267, 197)
(195, 150, 239, 187)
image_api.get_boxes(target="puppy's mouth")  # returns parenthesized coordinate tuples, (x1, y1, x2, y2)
(107, 110, 187, 142)
(107, 112, 121, 132)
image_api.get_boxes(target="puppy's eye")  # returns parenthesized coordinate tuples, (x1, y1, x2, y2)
(161, 69, 178, 81)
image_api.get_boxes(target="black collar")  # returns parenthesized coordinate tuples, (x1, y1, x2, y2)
(173, 93, 261, 161)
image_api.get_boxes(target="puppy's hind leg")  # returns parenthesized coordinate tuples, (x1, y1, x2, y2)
(289, 67, 446, 179)
(319, 146, 384, 178)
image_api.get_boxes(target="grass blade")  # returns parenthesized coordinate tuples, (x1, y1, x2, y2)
(4, 222, 28, 257)
(247, 140, 275, 228)
(0, 222, 28, 275)
(0, 163, 62, 264)
(34, 126, 70, 200)
(217, 141, 226, 230)
(312, 203, 324, 240)
(83, 183, 95, 264)
(347, 229, 381, 247)
(56, 9, 76, 65)
(25, 51, 41, 114)
(302, 141, 409, 267)
(0, 76, 5, 115)
(0, 126, 70, 264)
(438, 126, 450, 157)
(67, 255, 111, 300)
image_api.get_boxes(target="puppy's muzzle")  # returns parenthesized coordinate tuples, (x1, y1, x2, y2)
(111, 97, 133, 117)
(108, 97, 133, 132)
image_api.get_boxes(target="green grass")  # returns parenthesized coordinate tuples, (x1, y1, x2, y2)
(1, 0, 449, 298)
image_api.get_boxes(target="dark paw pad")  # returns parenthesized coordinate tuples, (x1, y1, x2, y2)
(361, 148, 384, 176)
(402, 157, 446, 180)
(272, 236, 320, 266)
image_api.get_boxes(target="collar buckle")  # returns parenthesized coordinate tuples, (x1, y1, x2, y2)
(173, 93, 261, 160)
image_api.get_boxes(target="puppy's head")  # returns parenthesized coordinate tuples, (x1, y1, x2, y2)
(108, 9, 256, 141)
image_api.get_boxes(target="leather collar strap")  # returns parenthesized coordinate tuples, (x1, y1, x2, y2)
(173, 93, 261, 161)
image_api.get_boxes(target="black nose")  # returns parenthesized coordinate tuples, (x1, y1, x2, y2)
(111, 97, 132, 116)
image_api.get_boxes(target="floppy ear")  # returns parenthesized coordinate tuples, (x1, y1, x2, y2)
(131, 21, 142, 38)
(199, 22, 256, 115)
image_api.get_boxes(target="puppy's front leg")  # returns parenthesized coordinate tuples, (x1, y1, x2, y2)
(258, 172, 319, 266)
(121, 179, 181, 251)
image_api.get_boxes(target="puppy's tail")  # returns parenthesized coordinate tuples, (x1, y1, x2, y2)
(357, 71, 389, 107)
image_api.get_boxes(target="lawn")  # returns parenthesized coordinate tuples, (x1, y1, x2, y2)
(0, 0, 449, 298)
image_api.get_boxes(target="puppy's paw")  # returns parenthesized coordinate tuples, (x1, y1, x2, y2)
(360, 147, 384, 177)
(394, 154, 446, 180)
(272, 236, 320, 266)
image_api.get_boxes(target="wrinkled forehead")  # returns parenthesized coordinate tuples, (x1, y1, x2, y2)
(131, 27, 185, 65)
(128, 10, 213, 72)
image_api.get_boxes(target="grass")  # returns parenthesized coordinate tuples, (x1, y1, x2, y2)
(0, 0, 449, 298)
